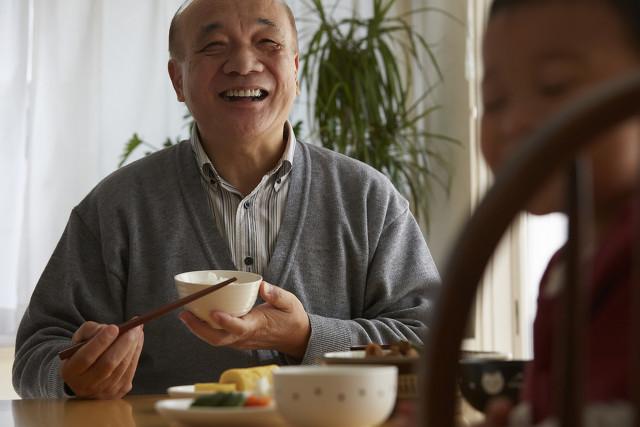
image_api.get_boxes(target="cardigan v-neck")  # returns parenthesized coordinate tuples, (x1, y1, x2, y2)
(175, 140, 310, 286)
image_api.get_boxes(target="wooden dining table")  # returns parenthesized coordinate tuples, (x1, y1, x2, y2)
(1, 395, 168, 427)
(0, 394, 425, 427)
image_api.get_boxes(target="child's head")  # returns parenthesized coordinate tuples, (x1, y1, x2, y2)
(480, 0, 640, 219)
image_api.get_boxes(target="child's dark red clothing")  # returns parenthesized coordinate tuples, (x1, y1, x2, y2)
(523, 201, 635, 422)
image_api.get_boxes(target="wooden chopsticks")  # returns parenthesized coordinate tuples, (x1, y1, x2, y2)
(58, 277, 237, 360)
(349, 344, 393, 351)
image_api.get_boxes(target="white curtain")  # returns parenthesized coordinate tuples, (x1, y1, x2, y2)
(0, 0, 188, 344)
(1, 0, 30, 342)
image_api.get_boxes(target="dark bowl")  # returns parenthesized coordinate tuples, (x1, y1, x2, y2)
(458, 359, 529, 412)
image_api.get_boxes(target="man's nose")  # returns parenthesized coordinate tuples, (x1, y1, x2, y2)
(223, 46, 264, 75)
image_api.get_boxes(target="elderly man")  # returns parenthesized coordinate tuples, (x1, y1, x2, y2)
(13, 0, 439, 399)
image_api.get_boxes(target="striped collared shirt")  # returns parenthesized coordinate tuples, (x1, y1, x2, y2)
(191, 122, 295, 275)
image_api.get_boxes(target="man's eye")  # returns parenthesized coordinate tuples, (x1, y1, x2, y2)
(259, 39, 281, 49)
(200, 42, 226, 53)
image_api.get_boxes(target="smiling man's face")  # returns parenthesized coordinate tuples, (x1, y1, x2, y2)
(169, 0, 299, 144)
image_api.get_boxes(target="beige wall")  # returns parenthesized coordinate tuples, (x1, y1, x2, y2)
(0, 347, 18, 400)
(413, 0, 474, 268)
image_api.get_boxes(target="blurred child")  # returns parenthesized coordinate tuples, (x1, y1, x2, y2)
(480, 0, 640, 424)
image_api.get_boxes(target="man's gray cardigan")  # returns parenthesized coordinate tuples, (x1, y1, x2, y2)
(13, 140, 440, 398)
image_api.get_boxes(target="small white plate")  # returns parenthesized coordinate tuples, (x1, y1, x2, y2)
(167, 385, 252, 398)
(322, 350, 418, 365)
(155, 398, 285, 427)
(167, 385, 220, 398)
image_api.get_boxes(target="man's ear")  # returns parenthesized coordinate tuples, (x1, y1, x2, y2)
(168, 59, 185, 102)
(294, 53, 300, 96)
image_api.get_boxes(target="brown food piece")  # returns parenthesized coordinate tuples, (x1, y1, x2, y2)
(365, 343, 385, 357)
(397, 340, 413, 355)
(404, 347, 419, 358)
(363, 340, 420, 358)
(388, 343, 402, 356)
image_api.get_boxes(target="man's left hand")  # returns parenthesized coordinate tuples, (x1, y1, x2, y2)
(179, 281, 311, 359)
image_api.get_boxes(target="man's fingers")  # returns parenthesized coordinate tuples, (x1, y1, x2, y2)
(179, 311, 237, 346)
(211, 311, 251, 336)
(89, 326, 143, 383)
(63, 325, 119, 376)
(117, 329, 144, 396)
(94, 345, 136, 398)
(72, 321, 103, 344)
(259, 281, 291, 311)
(99, 327, 143, 393)
(61, 322, 146, 399)
(65, 326, 144, 399)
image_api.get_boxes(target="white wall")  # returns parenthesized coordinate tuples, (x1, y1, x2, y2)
(412, 0, 473, 268)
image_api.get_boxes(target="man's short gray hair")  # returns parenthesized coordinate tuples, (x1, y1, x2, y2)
(169, 0, 299, 60)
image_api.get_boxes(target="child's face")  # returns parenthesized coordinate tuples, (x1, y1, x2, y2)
(481, 1, 640, 216)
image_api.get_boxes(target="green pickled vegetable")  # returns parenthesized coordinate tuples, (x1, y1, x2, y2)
(190, 392, 246, 408)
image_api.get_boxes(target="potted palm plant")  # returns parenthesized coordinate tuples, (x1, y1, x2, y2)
(298, 0, 456, 223)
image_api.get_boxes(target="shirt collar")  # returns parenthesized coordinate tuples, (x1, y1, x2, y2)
(190, 121, 296, 188)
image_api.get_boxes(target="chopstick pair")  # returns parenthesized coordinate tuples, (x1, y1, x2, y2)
(58, 277, 237, 360)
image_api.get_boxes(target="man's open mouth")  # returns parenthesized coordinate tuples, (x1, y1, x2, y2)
(220, 89, 269, 102)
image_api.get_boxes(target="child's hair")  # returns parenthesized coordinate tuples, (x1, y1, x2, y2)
(488, 0, 640, 49)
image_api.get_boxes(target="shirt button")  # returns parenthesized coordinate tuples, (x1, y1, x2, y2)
(276, 178, 282, 184)
(244, 201, 251, 209)
(244, 256, 254, 266)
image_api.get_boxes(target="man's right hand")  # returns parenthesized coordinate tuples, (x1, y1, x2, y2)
(60, 321, 144, 399)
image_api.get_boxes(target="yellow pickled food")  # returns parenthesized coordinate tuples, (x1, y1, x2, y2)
(193, 382, 237, 392)
(219, 365, 279, 391)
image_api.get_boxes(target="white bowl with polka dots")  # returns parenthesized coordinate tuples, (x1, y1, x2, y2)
(273, 365, 397, 427)
(174, 270, 262, 328)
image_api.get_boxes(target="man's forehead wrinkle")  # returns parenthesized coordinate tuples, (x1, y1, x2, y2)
(197, 17, 285, 37)
(257, 17, 287, 39)
(258, 17, 277, 28)
(200, 22, 223, 36)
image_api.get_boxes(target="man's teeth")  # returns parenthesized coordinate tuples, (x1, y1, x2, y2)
(224, 89, 264, 98)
